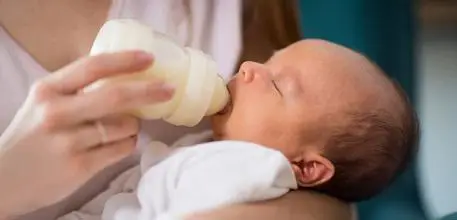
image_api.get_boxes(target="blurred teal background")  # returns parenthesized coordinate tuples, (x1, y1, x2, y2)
(297, 0, 457, 219)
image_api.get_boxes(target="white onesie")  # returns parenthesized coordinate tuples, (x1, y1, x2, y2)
(58, 133, 297, 220)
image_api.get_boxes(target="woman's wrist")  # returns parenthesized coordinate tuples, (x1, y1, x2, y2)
(0, 200, 17, 220)
(0, 163, 26, 219)
(0, 189, 16, 219)
(0, 192, 30, 220)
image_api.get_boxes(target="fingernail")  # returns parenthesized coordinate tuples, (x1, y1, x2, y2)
(149, 82, 174, 100)
(159, 84, 175, 99)
(135, 51, 154, 63)
(160, 83, 175, 93)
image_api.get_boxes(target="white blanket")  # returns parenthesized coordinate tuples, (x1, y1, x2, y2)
(58, 132, 297, 220)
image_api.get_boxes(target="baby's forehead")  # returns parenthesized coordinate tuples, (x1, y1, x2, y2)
(267, 45, 353, 89)
(271, 40, 386, 86)
(270, 40, 399, 114)
(273, 39, 371, 66)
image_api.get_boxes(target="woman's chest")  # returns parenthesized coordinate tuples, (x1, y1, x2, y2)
(0, 1, 110, 72)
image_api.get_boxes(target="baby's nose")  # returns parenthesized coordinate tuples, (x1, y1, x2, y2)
(240, 61, 270, 83)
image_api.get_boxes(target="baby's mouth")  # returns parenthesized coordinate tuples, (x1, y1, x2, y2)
(217, 97, 232, 115)
(216, 84, 233, 116)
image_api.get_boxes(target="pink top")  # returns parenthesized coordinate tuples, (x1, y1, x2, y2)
(0, 0, 241, 219)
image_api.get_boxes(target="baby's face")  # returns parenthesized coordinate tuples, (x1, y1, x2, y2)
(211, 39, 395, 158)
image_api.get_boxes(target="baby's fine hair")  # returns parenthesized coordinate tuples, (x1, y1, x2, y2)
(311, 72, 420, 202)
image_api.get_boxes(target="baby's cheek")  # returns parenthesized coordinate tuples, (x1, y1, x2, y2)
(227, 109, 257, 132)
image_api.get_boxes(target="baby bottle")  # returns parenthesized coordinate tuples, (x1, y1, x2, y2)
(85, 19, 230, 127)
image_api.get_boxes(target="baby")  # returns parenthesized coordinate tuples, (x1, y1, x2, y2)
(212, 39, 419, 201)
(59, 39, 419, 220)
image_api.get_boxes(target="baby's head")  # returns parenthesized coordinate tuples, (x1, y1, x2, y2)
(211, 39, 419, 202)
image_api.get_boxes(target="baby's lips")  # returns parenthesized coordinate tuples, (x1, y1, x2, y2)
(216, 86, 233, 115)
(227, 76, 238, 92)
(216, 99, 232, 115)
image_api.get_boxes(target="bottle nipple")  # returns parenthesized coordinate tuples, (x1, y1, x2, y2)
(86, 19, 230, 127)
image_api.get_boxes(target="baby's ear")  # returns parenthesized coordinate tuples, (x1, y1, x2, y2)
(291, 153, 334, 187)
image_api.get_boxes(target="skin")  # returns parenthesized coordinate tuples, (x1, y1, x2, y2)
(0, 0, 112, 72)
(0, 51, 174, 218)
(212, 39, 402, 188)
(187, 190, 354, 220)
(0, 1, 353, 219)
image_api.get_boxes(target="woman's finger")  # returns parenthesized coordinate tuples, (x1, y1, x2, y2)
(64, 81, 172, 126)
(39, 80, 174, 128)
(81, 136, 137, 176)
(42, 51, 154, 94)
(63, 116, 140, 151)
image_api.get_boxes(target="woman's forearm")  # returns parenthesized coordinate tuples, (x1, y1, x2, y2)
(186, 191, 353, 220)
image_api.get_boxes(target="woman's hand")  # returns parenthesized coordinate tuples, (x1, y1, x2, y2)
(0, 51, 173, 218)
